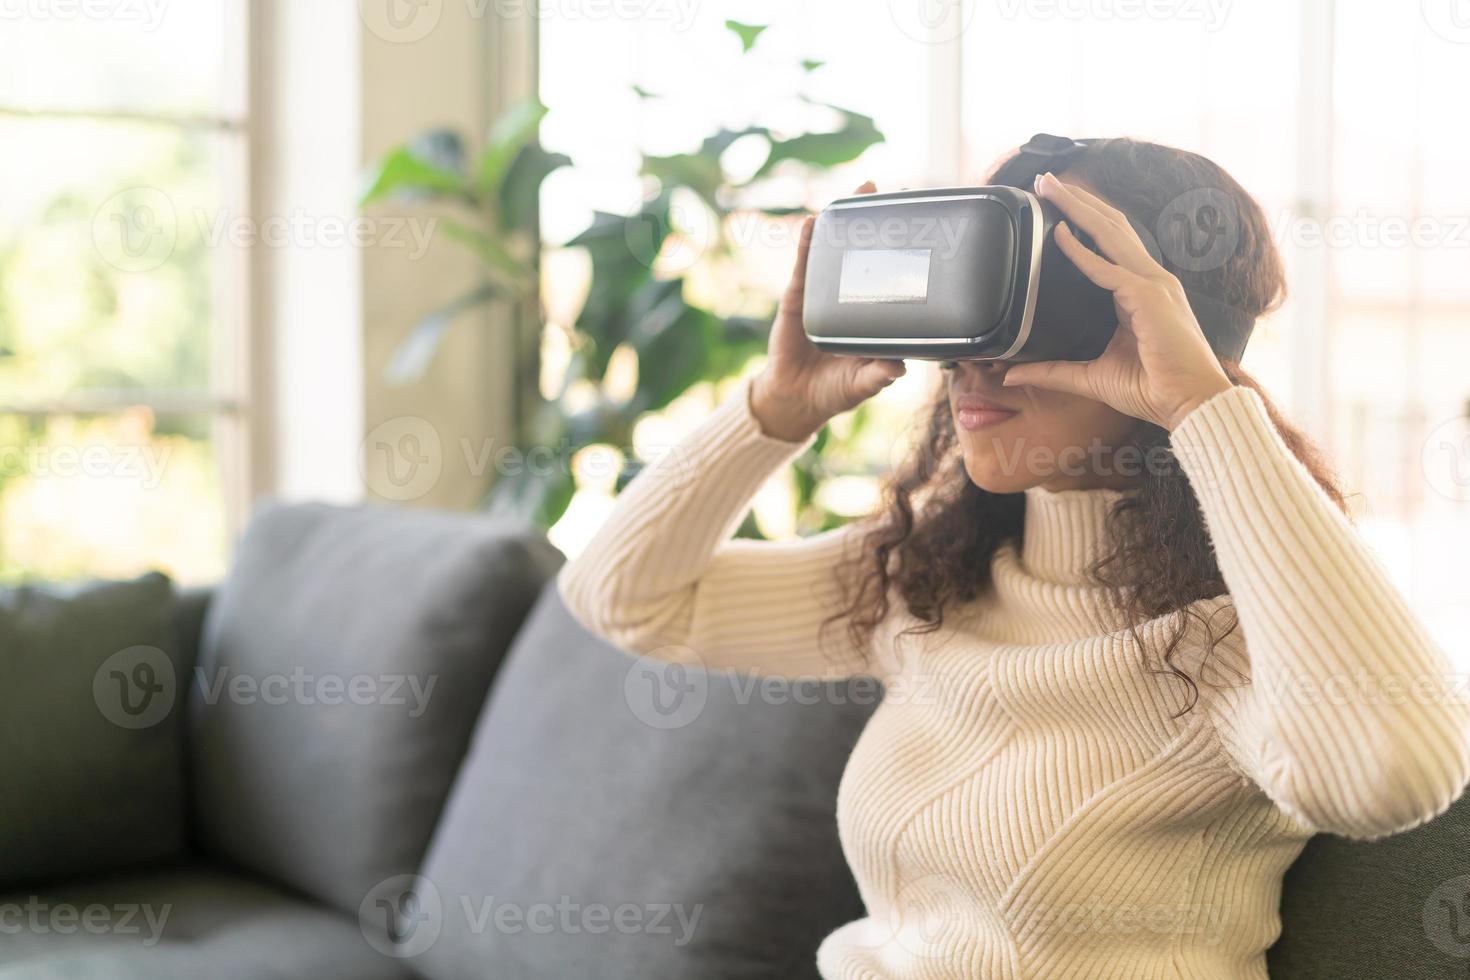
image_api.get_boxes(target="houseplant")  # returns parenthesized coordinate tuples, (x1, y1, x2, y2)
(361, 20, 885, 531)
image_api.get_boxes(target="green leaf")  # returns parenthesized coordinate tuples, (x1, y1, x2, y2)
(801, 59, 825, 73)
(701, 126, 769, 158)
(565, 209, 633, 249)
(641, 127, 768, 213)
(701, 314, 770, 380)
(360, 144, 468, 207)
(478, 98, 549, 196)
(497, 144, 572, 235)
(564, 399, 635, 449)
(641, 152, 723, 211)
(631, 300, 721, 412)
(733, 511, 767, 541)
(632, 85, 660, 99)
(440, 219, 524, 280)
(725, 20, 767, 52)
(409, 129, 467, 175)
(607, 191, 676, 271)
(384, 283, 499, 386)
(752, 104, 885, 180)
(485, 463, 576, 528)
(569, 198, 673, 377)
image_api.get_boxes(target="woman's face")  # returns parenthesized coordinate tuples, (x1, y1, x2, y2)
(945, 359, 1139, 493)
(944, 171, 1140, 494)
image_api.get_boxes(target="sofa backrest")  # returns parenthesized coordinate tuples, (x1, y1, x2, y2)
(187, 499, 561, 918)
(401, 584, 876, 980)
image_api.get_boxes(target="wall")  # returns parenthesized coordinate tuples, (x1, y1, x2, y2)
(249, 0, 534, 511)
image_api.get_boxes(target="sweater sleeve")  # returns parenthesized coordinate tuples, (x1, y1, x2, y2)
(1171, 383, 1470, 840)
(556, 375, 876, 680)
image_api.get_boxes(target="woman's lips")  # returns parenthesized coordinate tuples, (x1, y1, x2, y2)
(953, 392, 1019, 431)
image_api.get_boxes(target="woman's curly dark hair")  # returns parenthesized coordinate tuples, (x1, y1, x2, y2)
(828, 138, 1350, 717)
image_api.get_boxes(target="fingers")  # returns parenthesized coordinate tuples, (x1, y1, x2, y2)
(1051, 176, 1130, 228)
(1054, 221, 1133, 291)
(783, 213, 817, 303)
(784, 180, 878, 309)
(1001, 358, 1091, 398)
(1036, 172, 1160, 277)
(853, 357, 906, 397)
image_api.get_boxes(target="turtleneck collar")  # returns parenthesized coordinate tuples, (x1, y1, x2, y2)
(1019, 484, 1138, 586)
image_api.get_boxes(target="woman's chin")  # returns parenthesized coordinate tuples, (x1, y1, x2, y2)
(960, 459, 1040, 496)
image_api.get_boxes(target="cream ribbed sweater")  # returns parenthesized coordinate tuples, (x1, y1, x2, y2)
(557, 377, 1470, 979)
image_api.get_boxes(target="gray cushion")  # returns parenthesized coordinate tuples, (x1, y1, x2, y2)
(189, 500, 562, 917)
(1267, 785, 1470, 978)
(409, 587, 875, 980)
(0, 863, 413, 979)
(0, 573, 187, 889)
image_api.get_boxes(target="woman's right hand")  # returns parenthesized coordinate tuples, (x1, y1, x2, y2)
(749, 181, 907, 443)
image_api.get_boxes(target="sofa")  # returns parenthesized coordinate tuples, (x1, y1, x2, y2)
(1, 498, 1467, 979)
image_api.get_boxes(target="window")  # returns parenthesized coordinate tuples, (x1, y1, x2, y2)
(0, 2, 249, 584)
(956, 0, 1470, 657)
(540, 1, 1470, 660)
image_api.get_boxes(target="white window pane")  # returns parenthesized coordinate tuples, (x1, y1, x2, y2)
(0, 0, 245, 116)
(0, 117, 244, 401)
(0, 410, 228, 584)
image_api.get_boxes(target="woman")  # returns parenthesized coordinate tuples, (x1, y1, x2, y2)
(558, 137, 1470, 978)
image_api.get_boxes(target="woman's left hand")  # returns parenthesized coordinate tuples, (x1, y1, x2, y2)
(1000, 171, 1235, 432)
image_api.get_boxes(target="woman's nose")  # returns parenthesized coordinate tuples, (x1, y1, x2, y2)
(951, 359, 1009, 381)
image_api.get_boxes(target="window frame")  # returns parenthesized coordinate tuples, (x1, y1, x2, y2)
(0, 1, 258, 564)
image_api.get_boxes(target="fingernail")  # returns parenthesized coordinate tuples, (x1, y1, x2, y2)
(1001, 372, 1015, 386)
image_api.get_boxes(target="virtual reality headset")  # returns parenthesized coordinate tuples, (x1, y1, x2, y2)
(801, 133, 1254, 363)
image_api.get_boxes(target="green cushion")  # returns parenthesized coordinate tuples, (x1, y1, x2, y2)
(1268, 787, 1470, 978)
(0, 573, 187, 889)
